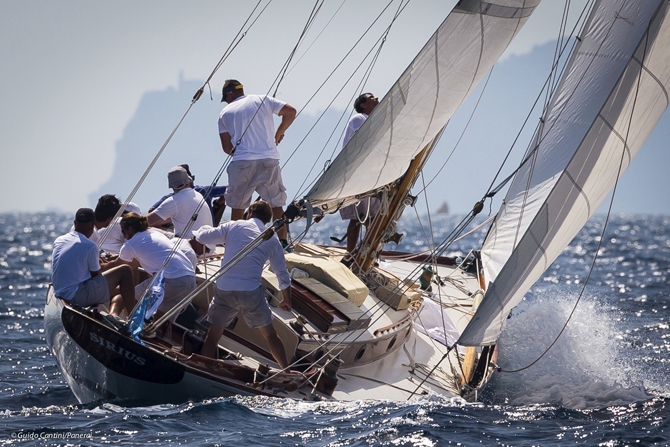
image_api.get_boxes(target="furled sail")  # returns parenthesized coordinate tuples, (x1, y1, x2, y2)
(304, 0, 540, 209)
(460, 0, 670, 346)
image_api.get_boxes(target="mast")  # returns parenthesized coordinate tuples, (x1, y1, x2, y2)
(353, 134, 442, 272)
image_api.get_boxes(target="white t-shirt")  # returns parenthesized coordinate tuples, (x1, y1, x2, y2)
(153, 188, 213, 238)
(194, 218, 290, 292)
(119, 230, 194, 279)
(339, 112, 378, 220)
(218, 94, 286, 161)
(51, 231, 101, 300)
(97, 218, 125, 254)
(343, 113, 368, 147)
(173, 237, 198, 270)
(70, 224, 100, 243)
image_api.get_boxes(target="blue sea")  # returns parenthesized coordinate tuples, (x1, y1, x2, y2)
(0, 212, 668, 446)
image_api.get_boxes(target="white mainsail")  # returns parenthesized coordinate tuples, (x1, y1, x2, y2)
(304, 0, 541, 209)
(460, 0, 670, 346)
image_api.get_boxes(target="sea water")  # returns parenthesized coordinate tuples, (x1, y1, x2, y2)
(0, 212, 668, 446)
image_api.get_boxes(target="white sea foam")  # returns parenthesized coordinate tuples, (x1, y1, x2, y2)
(488, 288, 654, 409)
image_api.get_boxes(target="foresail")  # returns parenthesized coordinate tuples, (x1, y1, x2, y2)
(304, 0, 540, 209)
(460, 0, 670, 346)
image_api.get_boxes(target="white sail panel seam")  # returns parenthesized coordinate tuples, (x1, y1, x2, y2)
(564, 170, 592, 217)
(632, 55, 670, 105)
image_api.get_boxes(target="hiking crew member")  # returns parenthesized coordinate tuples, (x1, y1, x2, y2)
(51, 208, 135, 317)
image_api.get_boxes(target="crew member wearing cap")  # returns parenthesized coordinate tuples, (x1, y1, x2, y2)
(218, 79, 296, 244)
(147, 166, 213, 238)
(148, 164, 227, 226)
(51, 208, 136, 316)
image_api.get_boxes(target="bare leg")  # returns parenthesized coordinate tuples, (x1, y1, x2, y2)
(272, 206, 287, 241)
(201, 325, 225, 359)
(231, 208, 245, 221)
(103, 265, 136, 316)
(109, 294, 125, 316)
(258, 324, 289, 370)
(346, 220, 361, 253)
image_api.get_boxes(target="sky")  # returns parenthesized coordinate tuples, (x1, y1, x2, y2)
(6, 0, 667, 216)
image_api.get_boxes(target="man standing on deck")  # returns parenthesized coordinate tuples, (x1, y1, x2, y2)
(51, 208, 135, 317)
(195, 200, 293, 369)
(339, 92, 381, 253)
(147, 166, 213, 238)
(218, 79, 296, 247)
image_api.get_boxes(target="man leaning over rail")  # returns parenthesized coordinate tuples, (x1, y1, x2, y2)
(195, 200, 292, 369)
(106, 213, 197, 322)
(147, 166, 213, 238)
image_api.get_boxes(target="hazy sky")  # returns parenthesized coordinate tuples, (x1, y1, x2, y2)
(8, 0, 649, 216)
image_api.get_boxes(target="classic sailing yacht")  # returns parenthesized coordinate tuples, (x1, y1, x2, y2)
(45, 0, 670, 404)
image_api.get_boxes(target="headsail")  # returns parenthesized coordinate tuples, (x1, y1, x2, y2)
(304, 0, 541, 210)
(460, 0, 670, 346)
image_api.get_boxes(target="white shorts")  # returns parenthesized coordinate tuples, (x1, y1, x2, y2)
(225, 159, 287, 209)
(69, 275, 110, 307)
(207, 286, 272, 329)
(339, 197, 381, 221)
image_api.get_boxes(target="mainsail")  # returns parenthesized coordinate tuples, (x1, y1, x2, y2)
(460, 0, 670, 346)
(304, 0, 540, 210)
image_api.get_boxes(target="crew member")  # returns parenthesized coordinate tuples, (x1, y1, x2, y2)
(340, 93, 381, 252)
(51, 208, 135, 317)
(112, 213, 197, 320)
(149, 164, 227, 226)
(195, 200, 292, 369)
(93, 194, 142, 254)
(218, 79, 296, 245)
(147, 166, 213, 238)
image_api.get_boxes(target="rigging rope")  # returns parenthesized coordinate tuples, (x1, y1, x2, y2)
(97, 1, 272, 250)
(272, 0, 325, 97)
(480, 0, 593, 202)
(282, 0, 410, 197)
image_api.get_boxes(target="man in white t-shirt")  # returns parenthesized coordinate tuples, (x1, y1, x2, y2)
(147, 166, 213, 238)
(69, 195, 138, 250)
(93, 194, 142, 254)
(218, 79, 296, 244)
(195, 200, 292, 369)
(339, 92, 381, 252)
(51, 208, 136, 317)
(109, 213, 197, 320)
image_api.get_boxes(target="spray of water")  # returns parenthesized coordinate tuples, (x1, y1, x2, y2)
(485, 288, 653, 409)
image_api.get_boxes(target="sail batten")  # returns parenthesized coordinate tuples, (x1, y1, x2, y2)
(461, 0, 670, 346)
(303, 0, 541, 210)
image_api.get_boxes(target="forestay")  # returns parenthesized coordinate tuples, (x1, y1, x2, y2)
(460, 0, 670, 346)
(304, 0, 540, 210)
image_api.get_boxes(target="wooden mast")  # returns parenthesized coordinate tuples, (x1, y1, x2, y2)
(353, 131, 444, 272)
